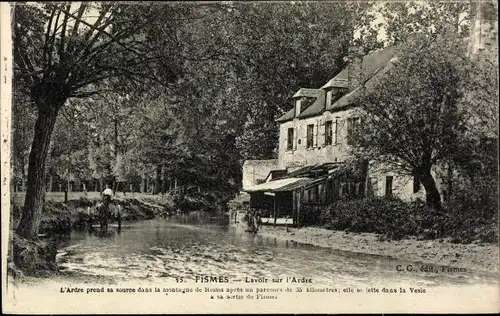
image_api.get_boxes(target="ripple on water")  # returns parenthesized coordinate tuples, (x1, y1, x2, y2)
(57, 219, 499, 286)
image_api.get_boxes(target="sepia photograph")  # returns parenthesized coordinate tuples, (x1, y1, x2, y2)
(1, 0, 499, 314)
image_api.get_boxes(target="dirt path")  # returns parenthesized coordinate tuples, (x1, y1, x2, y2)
(256, 225, 499, 273)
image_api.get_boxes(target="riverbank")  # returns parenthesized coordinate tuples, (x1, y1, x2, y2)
(256, 225, 499, 273)
(11, 196, 175, 235)
(8, 195, 178, 276)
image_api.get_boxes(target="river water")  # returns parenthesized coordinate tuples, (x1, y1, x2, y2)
(55, 217, 497, 288)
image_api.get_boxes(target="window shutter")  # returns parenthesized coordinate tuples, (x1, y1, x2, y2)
(304, 125, 308, 145)
(285, 128, 290, 150)
(335, 117, 341, 144)
(313, 120, 319, 147)
(319, 119, 325, 146)
(293, 127, 298, 151)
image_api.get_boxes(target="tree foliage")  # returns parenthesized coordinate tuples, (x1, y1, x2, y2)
(13, 2, 189, 239)
(351, 31, 476, 210)
(379, 1, 472, 44)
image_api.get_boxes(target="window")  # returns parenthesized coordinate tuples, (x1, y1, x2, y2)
(287, 128, 294, 150)
(346, 117, 361, 145)
(325, 120, 333, 145)
(306, 124, 314, 148)
(413, 174, 421, 193)
(330, 88, 347, 106)
(385, 176, 393, 197)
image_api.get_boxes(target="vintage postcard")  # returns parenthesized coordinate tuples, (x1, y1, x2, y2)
(1, 1, 499, 314)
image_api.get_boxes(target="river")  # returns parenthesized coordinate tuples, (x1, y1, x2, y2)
(52, 216, 498, 288)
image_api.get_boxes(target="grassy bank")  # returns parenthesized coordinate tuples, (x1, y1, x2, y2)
(11, 190, 230, 233)
(300, 197, 498, 244)
(11, 194, 177, 236)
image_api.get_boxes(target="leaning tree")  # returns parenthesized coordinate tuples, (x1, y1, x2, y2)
(13, 2, 189, 241)
(350, 31, 476, 211)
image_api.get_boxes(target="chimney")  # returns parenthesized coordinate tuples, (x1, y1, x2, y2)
(347, 46, 364, 92)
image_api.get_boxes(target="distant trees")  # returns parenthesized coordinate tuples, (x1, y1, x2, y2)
(216, 1, 378, 160)
(12, 85, 36, 192)
(379, 1, 472, 44)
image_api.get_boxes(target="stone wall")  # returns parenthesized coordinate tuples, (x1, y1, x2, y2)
(278, 107, 363, 170)
(242, 159, 279, 190)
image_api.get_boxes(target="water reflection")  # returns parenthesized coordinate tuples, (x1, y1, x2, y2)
(56, 217, 498, 287)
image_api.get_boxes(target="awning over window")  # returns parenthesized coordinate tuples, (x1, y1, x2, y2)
(243, 177, 319, 193)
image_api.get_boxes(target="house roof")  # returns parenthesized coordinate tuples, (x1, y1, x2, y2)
(276, 89, 325, 122)
(244, 162, 355, 193)
(292, 88, 323, 98)
(296, 90, 326, 119)
(321, 77, 349, 89)
(276, 108, 295, 123)
(287, 162, 346, 178)
(277, 46, 398, 122)
(324, 46, 397, 89)
(275, 177, 325, 192)
(327, 53, 398, 111)
(243, 177, 316, 193)
(265, 169, 288, 182)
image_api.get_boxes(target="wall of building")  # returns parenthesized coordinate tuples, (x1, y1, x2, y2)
(278, 107, 450, 202)
(278, 107, 364, 170)
(468, 0, 498, 56)
(241, 159, 279, 190)
(366, 161, 448, 202)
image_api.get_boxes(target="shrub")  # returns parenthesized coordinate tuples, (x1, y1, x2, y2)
(317, 194, 497, 243)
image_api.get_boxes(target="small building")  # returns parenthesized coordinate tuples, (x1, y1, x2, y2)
(244, 162, 368, 227)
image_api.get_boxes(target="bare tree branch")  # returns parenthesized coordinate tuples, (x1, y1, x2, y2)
(71, 3, 87, 36)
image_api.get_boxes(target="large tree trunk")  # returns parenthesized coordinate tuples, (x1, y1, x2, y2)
(419, 168, 443, 211)
(16, 109, 58, 239)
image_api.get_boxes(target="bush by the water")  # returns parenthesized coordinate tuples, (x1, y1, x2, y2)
(301, 195, 497, 243)
(173, 190, 231, 213)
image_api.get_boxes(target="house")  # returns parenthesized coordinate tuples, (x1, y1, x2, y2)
(242, 3, 497, 227)
(242, 46, 436, 226)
